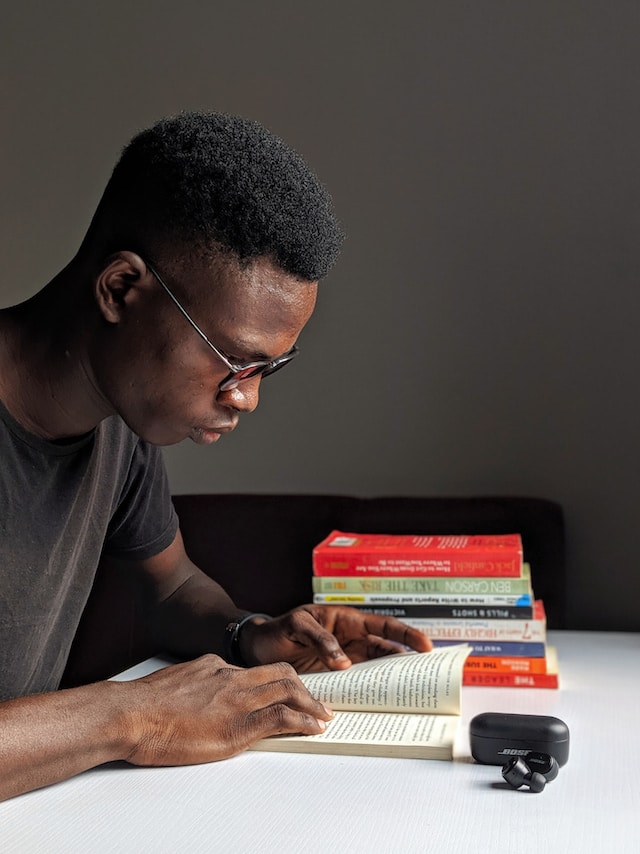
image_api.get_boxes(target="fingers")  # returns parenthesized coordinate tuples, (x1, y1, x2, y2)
(238, 605, 432, 674)
(306, 605, 433, 654)
(273, 607, 433, 670)
(242, 663, 333, 741)
(243, 660, 333, 722)
(281, 609, 354, 670)
(125, 655, 332, 768)
(248, 704, 329, 739)
(366, 617, 433, 653)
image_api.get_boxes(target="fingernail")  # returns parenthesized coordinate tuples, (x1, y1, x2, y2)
(316, 719, 327, 730)
(323, 704, 334, 717)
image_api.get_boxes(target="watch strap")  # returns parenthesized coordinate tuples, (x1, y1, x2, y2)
(223, 613, 271, 666)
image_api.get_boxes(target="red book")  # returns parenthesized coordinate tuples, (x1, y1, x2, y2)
(312, 531, 523, 577)
(462, 671, 559, 689)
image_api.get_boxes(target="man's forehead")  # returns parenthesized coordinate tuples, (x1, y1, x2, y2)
(186, 253, 315, 309)
(176, 256, 316, 360)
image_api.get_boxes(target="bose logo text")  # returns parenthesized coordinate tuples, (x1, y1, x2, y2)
(498, 748, 530, 756)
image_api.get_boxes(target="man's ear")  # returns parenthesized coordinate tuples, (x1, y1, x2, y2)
(94, 251, 149, 324)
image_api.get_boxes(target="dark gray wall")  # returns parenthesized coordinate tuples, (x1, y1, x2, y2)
(2, 2, 639, 630)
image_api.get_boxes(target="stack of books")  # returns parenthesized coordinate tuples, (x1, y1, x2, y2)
(312, 531, 559, 689)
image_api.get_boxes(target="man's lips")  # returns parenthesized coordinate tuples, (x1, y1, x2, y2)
(190, 422, 237, 445)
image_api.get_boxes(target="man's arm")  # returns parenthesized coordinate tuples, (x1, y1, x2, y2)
(1, 528, 336, 804)
(119, 528, 252, 660)
(130, 530, 432, 671)
(0, 654, 331, 803)
(0, 530, 430, 803)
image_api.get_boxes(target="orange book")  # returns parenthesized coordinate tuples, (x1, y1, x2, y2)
(463, 654, 550, 675)
(463, 647, 559, 688)
(312, 531, 523, 577)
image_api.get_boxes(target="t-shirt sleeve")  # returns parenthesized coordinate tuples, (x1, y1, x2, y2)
(103, 439, 178, 560)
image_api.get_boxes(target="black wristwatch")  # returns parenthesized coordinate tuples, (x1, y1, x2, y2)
(223, 613, 271, 666)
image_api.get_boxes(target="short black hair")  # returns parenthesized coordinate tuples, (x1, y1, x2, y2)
(94, 111, 343, 281)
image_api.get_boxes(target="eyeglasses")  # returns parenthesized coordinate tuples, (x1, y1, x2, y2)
(145, 260, 299, 391)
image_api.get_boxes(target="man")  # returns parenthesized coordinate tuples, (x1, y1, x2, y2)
(0, 112, 430, 801)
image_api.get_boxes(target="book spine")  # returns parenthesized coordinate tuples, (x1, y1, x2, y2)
(403, 616, 546, 642)
(312, 555, 522, 577)
(432, 639, 546, 657)
(463, 656, 549, 674)
(462, 671, 559, 689)
(313, 592, 533, 606)
(348, 604, 534, 620)
(312, 570, 531, 595)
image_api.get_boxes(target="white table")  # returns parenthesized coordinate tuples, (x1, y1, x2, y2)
(2, 631, 639, 854)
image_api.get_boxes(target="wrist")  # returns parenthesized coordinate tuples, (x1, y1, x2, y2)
(107, 680, 154, 762)
(223, 613, 271, 667)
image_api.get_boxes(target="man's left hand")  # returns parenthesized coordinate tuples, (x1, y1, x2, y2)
(239, 605, 433, 672)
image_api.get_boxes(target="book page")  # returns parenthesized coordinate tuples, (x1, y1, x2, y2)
(251, 710, 460, 760)
(298, 645, 470, 715)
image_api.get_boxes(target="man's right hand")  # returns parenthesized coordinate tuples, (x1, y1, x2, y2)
(123, 654, 332, 766)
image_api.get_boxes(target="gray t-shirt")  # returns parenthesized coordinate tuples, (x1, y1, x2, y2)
(0, 400, 178, 701)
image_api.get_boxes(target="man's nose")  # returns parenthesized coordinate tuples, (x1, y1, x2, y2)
(216, 376, 261, 413)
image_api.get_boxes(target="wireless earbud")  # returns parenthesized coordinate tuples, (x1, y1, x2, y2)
(523, 751, 559, 782)
(501, 752, 559, 793)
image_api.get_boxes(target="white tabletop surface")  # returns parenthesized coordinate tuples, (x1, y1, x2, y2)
(1, 630, 639, 854)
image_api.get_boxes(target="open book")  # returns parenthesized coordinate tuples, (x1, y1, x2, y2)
(251, 644, 471, 761)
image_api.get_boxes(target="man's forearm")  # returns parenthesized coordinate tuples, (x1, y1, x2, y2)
(146, 569, 245, 660)
(0, 654, 333, 802)
(0, 681, 133, 802)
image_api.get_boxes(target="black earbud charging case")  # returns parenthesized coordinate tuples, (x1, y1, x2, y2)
(469, 712, 570, 766)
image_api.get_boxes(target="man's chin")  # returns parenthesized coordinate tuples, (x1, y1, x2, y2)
(120, 418, 227, 447)
(132, 425, 195, 448)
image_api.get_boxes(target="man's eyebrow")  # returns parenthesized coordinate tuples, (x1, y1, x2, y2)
(220, 337, 272, 362)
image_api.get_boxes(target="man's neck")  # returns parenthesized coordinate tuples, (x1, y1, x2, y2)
(0, 277, 114, 440)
